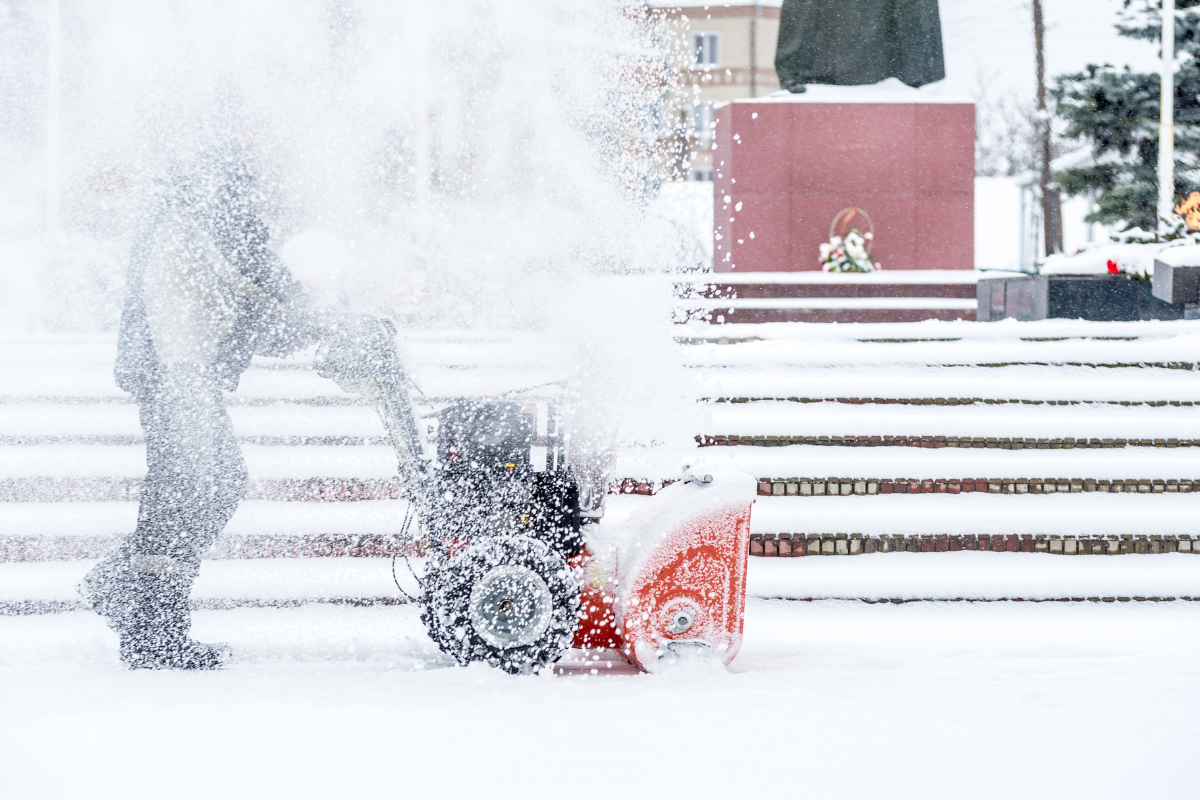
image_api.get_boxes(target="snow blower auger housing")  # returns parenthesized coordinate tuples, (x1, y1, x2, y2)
(314, 315, 756, 674)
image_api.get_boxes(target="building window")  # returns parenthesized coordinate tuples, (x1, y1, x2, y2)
(692, 32, 719, 68)
(691, 101, 715, 138)
(690, 168, 713, 182)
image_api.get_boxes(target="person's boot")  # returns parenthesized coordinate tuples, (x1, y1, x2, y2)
(119, 559, 230, 670)
(76, 542, 134, 635)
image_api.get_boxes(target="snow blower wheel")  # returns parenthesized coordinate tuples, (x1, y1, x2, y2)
(422, 535, 580, 674)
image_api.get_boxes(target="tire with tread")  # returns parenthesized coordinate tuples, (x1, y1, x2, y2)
(421, 535, 579, 674)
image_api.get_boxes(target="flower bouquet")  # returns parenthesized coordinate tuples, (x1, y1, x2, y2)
(819, 229, 880, 273)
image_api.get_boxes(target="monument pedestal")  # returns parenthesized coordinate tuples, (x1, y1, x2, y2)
(711, 85, 975, 273)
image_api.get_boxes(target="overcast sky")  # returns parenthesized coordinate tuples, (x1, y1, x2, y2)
(929, 0, 1163, 101)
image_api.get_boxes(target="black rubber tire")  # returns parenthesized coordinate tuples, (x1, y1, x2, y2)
(421, 535, 580, 674)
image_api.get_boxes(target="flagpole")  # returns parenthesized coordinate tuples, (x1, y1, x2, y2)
(1159, 0, 1176, 234)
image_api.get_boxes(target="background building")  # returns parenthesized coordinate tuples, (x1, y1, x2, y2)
(652, 1, 782, 181)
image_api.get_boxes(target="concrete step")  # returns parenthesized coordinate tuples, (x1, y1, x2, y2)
(701, 399, 1200, 439)
(0, 557, 419, 614)
(7, 552, 1200, 615)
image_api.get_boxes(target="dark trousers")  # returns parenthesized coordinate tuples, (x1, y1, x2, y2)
(86, 365, 248, 635)
(134, 365, 247, 563)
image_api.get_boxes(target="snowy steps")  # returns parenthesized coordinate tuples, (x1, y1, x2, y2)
(3, 322, 1199, 566)
(8, 553, 1200, 616)
(680, 270, 984, 323)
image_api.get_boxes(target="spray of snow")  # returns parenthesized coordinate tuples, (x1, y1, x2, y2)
(0, 0, 701, 449)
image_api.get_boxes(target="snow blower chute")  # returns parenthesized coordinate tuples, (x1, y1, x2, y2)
(314, 315, 756, 674)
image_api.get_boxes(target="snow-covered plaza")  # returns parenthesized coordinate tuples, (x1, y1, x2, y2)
(4, 319, 1200, 798)
(5, 0, 1200, 797)
(4, 599, 1200, 798)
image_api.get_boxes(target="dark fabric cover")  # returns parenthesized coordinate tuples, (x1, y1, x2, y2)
(774, 0, 945, 92)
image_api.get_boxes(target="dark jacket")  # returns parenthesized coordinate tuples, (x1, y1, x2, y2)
(115, 143, 315, 395)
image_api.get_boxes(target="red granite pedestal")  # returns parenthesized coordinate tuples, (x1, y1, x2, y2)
(712, 93, 975, 273)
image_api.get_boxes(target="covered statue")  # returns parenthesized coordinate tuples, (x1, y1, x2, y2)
(775, 0, 945, 92)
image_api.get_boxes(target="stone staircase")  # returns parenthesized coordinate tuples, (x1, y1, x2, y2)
(2, 316, 1199, 608)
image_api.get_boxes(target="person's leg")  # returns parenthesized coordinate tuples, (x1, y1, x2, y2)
(80, 364, 247, 668)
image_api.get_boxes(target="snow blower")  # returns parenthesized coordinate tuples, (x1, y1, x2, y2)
(314, 314, 756, 674)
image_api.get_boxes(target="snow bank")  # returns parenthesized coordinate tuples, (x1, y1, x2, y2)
(737, 78, 973, 105)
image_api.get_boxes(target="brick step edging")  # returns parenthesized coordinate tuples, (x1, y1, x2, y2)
(710, 396, 1198, 406)
(749, 533, 1199, 557)
(700, 435, 1198, 449)
(752, 477, 1199, 497)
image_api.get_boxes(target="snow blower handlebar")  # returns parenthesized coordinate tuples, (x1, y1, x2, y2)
(312, 314, 439, 541)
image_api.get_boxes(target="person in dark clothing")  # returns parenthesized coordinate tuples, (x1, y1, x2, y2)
(78, 137, 321, 669)
(774, 0, 945, 93)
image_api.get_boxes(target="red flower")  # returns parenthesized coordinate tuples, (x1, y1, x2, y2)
(1106, 259, 1119, 274)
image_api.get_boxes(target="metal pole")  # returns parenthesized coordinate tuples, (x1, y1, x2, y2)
(749, 0, 760, 98)
(1159, 0, 1176, 234)
(46, 0, 61, 236)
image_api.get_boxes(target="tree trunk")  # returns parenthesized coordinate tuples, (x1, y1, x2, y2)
(1034, 0, 1063, 255)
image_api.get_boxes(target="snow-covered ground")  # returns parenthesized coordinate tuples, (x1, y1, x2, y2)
(4, 320, 1200, 800)
(2, 600, 1199, 799)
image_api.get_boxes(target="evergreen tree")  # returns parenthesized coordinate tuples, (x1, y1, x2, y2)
(1052, 0, 1200, 232)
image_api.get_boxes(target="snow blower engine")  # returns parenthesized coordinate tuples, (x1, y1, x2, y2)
(314, 315, 757, 674)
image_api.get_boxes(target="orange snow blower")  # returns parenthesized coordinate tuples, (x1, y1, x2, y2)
(315, 315, 756, 674)
(573, 468, 756, 671)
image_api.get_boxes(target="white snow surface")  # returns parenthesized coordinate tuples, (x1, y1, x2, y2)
(703, 399, 1200, 438)
(2, 601, 1199, 799)
(609, 493, 1200, 537)
(9, 551, 1200, 605)
(0, 443, 401, 480)
(750, 552, 1200, 600)
(739, 78, 974, 105)
(0, 500, 411, 538)
(0, 558, 419, 603)
(691, 297, 978, 310)
(1157, 244, 1200, 268)
(617, 444, 1200, 482)
(686, 270, 1004, 285)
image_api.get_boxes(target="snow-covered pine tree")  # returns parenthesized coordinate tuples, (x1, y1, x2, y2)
(1052, 0, 1200, 232)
